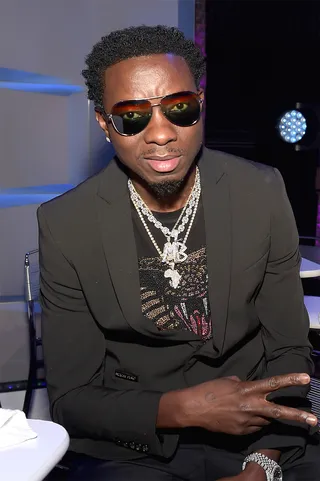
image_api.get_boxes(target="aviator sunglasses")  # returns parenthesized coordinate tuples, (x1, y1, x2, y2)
(103, 90, 203, 136)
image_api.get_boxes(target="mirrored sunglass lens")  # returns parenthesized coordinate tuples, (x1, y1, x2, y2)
(162, 92, 201, 127)
(111, 100, 152, 135)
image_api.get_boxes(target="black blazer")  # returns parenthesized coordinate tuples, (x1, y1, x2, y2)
(38, 148, 313, 464)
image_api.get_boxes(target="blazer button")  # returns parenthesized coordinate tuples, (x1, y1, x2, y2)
(135, 444, 142, 451)
(129, 441, 136, 449)
(115, 438, 122, 445)
(142, 444, 149, 452)
(123, 442, 129, 448)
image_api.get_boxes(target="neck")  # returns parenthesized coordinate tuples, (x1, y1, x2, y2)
(131, 165, 197, 213)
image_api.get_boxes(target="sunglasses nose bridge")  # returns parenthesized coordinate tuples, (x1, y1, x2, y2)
(150, 101, 162, 107)
(147, 101, 170, 123)
(149, 101, 163, 113)
(142, 102, 178, 145)
(148, 100, 175, 126)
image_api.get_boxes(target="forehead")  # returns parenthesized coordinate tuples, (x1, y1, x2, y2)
(103, 54, 196, 108)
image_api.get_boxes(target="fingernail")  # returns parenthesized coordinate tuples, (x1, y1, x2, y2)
(300, 374, 310, 383)
(306, 416, 317, 425)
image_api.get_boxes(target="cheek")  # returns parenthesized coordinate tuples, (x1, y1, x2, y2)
(110, 136, 141, 169)
(178, 122, 203, 147)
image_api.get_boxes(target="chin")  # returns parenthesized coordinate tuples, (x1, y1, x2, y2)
(146, 170, 190, 198)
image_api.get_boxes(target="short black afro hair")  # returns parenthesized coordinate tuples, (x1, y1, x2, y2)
(82, 25, 206, 112)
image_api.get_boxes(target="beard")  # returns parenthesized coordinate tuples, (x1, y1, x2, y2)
(147, 178, 186, 198)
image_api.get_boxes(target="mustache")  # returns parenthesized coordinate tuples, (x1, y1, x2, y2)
(139, 148, 184, 159)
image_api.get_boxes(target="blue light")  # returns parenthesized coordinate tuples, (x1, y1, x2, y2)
(0, 184, 74, 208)
(0, 81, 84, 96)
(278, 110, 307, 143)
(0, 68, 84, 96)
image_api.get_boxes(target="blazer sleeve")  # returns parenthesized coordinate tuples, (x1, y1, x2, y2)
(37, 205, 178, 458)
(246, 168, 314, 464)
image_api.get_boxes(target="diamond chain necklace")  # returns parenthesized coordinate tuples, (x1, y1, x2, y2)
(128, 167, 201, 288)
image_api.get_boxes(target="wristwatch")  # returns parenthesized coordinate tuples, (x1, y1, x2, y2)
(242, 452, 283, 481)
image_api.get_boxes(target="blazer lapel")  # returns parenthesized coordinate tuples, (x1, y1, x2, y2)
(199, 150, 232, 356)
(96, 160, 148, 337)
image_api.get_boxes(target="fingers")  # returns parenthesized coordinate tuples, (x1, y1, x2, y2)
(227, 376, 240, 381)
(263, 401, 318, 426)
(240, 425, 265, 435)
(243, 373, 310, 395)
(249, 416, 270, 427)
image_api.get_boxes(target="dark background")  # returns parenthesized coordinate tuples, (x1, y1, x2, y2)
(205, 0, 320, 236)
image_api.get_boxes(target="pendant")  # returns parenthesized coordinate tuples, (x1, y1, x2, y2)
(164, 267, 181, 289)
(162, 240, 188, 264)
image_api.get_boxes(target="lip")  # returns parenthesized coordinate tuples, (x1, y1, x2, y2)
(144, 155, 182, 173)
(143, 155, 181, 161)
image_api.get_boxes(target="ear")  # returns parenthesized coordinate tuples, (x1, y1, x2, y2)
(199, 89, 205, 108)
(96, 111, 110, 139)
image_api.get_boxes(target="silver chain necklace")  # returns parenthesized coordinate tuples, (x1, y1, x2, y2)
(128, 167, 201, 288)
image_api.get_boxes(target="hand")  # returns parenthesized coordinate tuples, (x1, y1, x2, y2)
(216, 449, 279, 481)
(177, 373, 317, 435)
(214, 458, 270, 481)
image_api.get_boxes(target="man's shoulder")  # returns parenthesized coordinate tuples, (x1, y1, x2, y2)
(38, 165, 108, 219)
(205, 148, 275, 183)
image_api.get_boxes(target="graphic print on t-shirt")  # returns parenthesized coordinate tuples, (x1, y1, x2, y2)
(138, 246, 212, 340)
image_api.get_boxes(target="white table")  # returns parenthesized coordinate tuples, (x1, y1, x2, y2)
(300, 245, 320, 264)
(305, 296, 320, 330)
(0, 419, 69, 481)
(300, 257, 320, 278)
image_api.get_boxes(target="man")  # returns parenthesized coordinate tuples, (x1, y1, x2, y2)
(39, 26, 319, 480)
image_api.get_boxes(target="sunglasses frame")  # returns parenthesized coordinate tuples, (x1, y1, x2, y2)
(103, 90, 204, 137)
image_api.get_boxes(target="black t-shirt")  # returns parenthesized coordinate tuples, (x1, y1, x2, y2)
(131, 199, 212, 340)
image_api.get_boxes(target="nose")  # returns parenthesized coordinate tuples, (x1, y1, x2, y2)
(143, 106, 177, 145)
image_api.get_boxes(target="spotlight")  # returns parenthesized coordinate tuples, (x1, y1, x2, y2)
(278, 110, 307, 144)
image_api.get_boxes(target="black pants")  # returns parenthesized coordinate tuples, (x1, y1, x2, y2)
(48, 441, 320, 481)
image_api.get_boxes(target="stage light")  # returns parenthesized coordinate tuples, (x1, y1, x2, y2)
(278, 110, 307, 143)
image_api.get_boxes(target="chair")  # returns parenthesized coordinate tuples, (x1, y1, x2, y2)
(23, 249, 43, 417)
(309, 349, 320, 428)
(299, 238, 320, 420)
(22, 250, 75, 477)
